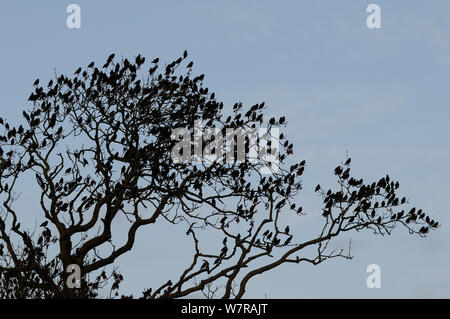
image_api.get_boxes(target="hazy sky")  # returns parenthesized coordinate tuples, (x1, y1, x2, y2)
(0, 1, 449, 298)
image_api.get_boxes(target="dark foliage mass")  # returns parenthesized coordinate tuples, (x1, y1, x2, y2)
(0, 51, 438, 298)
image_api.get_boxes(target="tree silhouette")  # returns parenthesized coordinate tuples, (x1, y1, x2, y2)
(0, 51, 439, 298)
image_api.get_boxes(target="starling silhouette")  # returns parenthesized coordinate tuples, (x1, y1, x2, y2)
(40, 221, 48, 227)
(22, 111, 30, 122)
(88, 61, 94, 68)
(200, 260, 209, 272)
(33, 79, 39, 86)
(152, 58, 159, 64)
(187, 61, 193, 68)
(74, 67, 81, 75)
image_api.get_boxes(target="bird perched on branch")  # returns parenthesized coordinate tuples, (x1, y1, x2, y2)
(200, 259, 210, 273)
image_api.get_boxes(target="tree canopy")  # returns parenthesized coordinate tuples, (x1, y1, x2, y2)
(0, 51, 438, 298)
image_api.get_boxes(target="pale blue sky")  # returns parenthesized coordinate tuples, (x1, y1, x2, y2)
(0, 1, 450, 298)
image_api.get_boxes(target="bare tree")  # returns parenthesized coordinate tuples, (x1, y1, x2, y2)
(0, 51, 439, 298)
